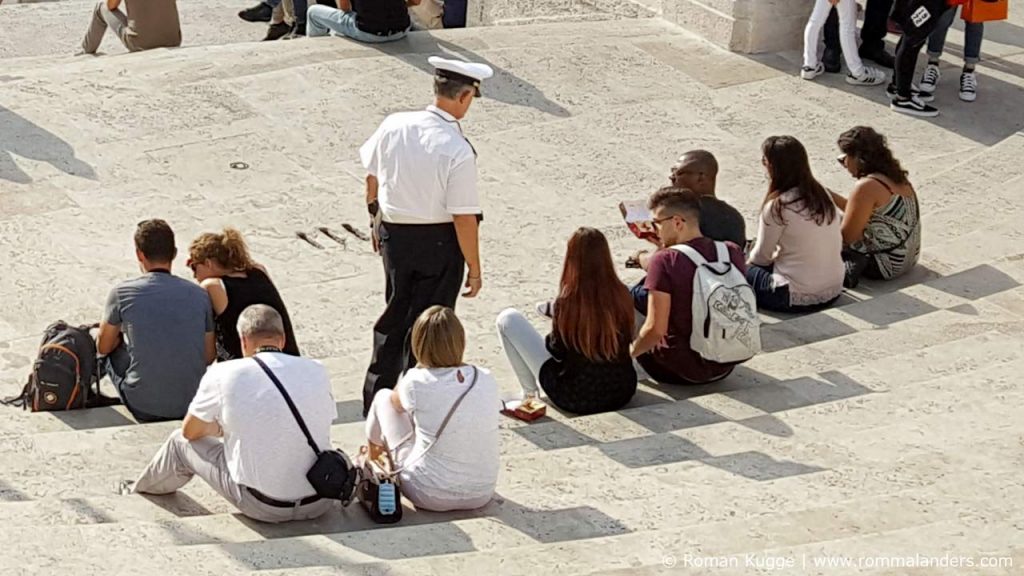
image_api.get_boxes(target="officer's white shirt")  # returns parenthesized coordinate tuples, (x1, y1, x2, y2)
(360, 105, 481, 224)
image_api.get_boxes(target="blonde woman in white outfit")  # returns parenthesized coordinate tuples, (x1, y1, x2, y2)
(364, 306, 499, 512)
(803, 0, 887, 86)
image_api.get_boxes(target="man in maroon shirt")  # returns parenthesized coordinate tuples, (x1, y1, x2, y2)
(630, 187, 748, 385)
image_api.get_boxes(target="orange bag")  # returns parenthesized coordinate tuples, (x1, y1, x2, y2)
(962, 0, 1009, 22)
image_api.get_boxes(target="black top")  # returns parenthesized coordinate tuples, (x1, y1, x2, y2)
(215, 268, 300, 361)
(699, 196, 747, 247)
(538, 329, 637, 415)
(353, 0, 410, 35)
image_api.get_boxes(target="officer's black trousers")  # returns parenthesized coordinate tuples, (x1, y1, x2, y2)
(363, 222, 465, 415)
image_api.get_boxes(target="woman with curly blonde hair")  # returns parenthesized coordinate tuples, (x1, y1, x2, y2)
(188, 228, 300, 360)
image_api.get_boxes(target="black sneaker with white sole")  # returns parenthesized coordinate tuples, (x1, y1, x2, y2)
(891, 96, 939, 118)
(886, 83, 934, 103)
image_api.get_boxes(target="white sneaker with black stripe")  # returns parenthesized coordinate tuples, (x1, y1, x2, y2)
(919, 63, 941, 92)
(891, 96, 939, 117)
(847, 66, 887, 86)
(959, 71, 978, 102)
(801, 63, 825, 80)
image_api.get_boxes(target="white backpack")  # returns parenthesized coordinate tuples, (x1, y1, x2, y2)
(670, 242, 761, 363)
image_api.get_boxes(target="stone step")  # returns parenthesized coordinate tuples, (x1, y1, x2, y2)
(1, 276, 1020, 473)
(7, 465, 1021, 574)
(2, 341, 1021, 531)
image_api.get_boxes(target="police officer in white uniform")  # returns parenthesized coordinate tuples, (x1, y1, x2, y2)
(358, 56, 493, 416)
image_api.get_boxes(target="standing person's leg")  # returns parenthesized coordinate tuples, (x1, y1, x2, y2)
(891, 0, 948, 114)
(920, 6, 955, 91)
(410, 0, 444, 30)
(495, 308, 552, 398)
(822, 6, 843, 73)
(292, 0, 308, 33)
(925, 5, 956, 60)
(442, 0, 468, 28)
(859, 0, 896, 65)
(802, 0, 833, 77)
(958, 19, 983, 101)
(364, 224, 420, 415)
(402, 224, 465, 374)
(837, 0, 868, 78)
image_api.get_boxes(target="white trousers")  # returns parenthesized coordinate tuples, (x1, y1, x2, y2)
(803, 0, 866, 77)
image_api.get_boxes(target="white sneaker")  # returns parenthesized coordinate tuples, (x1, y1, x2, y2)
(959, 71, 978, 102)
(919, 63, 941, 93)
(847, 66, 887, 86)
(801, 63, 825, 80)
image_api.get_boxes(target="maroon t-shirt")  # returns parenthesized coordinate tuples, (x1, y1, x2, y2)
(638, 237, 747, 384)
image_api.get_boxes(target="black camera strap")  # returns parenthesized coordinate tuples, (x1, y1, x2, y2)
(253, 355, 321, 456)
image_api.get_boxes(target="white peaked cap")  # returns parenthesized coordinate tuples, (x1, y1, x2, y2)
(429, 56, 494, 96)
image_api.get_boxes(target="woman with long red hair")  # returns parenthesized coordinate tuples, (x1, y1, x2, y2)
(495, 227, 637, 415)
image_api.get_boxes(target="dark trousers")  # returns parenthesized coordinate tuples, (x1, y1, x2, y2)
(824, 0, 894, 55)
(363, 222, 465, 415)
(746, 264, 839, 314)
(442, 0, 467, 28)
(891, 0, 951, 98)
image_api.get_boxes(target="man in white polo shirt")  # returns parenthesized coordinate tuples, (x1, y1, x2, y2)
(359, 56, 493, 416)
(133, 304, 338, 523)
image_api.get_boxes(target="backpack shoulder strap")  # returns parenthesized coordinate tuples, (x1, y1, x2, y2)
(713, 241, 731, 265)
(253, 355, 321, 457)
(669, 244, 707, 266)
(391, 367, 479, 476)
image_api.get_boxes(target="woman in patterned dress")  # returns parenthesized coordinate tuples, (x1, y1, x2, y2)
(831, 126, 921, 281)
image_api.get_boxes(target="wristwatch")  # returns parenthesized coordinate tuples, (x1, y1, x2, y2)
(367, 200, 379, 217)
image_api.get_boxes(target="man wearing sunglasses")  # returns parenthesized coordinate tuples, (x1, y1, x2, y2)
(629, 188, 748, 385)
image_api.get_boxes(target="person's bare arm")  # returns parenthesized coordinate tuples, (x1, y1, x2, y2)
(107, 0, 121, 11)
(390, 388, 405, 413)
(631, 290, 671, 358)
(452, 214, 481, 297)
(200, 278, 229, 316)
(182, 413, 222, 441)
(337, 0, 352, 11)
(840, 181, 885, 245)
(96, 322, 121, 356)
(204, 332, 216, 366)
(830, 190, 849, 212)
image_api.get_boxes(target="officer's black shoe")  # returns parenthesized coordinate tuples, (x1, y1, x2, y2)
(823, 47, 842, 74)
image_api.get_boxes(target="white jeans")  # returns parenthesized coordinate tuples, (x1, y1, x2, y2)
(803, 0, 866, 77)
(495, 308, 552, 397)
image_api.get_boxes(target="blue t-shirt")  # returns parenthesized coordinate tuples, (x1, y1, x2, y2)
(104, 272, 213, 419)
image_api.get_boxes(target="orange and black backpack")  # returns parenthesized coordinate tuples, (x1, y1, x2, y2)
(3, 321, 105, 411)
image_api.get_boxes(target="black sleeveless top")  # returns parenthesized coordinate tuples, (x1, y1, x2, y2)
(215, 268, 300, 361)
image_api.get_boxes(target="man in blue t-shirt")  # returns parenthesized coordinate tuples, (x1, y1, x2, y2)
(97, 219, 215, 422)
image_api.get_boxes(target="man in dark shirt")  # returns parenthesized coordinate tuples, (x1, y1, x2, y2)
(668, 150, 746, 247)
(307, 0, 419, 42)
(630, 188, 747, 385)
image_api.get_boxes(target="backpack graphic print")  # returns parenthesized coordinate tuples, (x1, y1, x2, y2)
(671, 242, 761, 364)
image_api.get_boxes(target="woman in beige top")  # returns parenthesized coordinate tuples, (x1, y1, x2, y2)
(747, 136, 845, 313)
